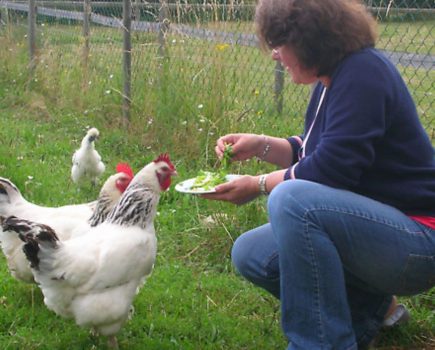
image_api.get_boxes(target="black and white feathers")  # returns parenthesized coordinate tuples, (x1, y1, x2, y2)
(0, 177, 93, 282)
(1, 154, 176, 346)
(0, 166, 133, 283)
(0, 216, 59, 271)
(71, 128, 105, 185)
(88, 165, 134, 227)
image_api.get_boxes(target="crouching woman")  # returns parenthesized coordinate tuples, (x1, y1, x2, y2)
(203, 0, 435, 348)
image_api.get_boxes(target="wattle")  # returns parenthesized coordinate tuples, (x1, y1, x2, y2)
(157, 174, 171, 191)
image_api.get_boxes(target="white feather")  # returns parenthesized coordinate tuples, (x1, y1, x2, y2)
(34, 224, 157, 336)
(23, 156, 176, 340)
(0, 172, 129, 283)
(71, 128, 105, 185)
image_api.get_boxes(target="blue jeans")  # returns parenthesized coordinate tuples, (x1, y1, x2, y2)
(232, 180, 435, 350)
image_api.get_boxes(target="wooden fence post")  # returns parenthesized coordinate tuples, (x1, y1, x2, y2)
(274, 61, 284, 114)
(122, 0, 132, 124)
(0, 5, 9, 26)
(83, 0, 91, 89)
(133, 0, 141, 21)
(28, 0, 37, 75)
(158, 0, 169, 59)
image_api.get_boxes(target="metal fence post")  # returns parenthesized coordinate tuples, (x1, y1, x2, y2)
(28, 0, 37, 75)
(274, 61, 284, 114)
(123, 0, 132, 124)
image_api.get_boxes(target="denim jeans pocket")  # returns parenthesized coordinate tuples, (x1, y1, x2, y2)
(399, 254, 435, 295)
(263, 251, 280, 280)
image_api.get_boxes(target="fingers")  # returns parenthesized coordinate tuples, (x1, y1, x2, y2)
(215, 144, 224, 159)
(216, 135, 236, 158)
(217, 135, 234, 149)
(201, 180, 233, 200)
(216, 137, 227, 158)
(200, 176, 258, 205)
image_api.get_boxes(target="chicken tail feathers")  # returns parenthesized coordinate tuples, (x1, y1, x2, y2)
(0, 215, 59, 270)
(22, 236, 41, 269)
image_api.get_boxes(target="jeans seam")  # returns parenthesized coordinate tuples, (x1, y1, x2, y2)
(303, 206, 422, 235)
(301, 209, 326, 348)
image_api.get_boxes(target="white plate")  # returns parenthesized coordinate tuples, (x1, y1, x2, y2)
(175, 174, 241, 194)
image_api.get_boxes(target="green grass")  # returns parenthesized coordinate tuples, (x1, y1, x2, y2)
(0, 112, 433, 350)
(0, 21, 434, 350)
(378, 20, 435, 54)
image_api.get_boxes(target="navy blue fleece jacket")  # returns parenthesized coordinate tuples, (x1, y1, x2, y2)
(285, 48, 435, 216)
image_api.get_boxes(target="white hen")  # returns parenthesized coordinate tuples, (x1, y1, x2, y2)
(71, 128, 106, 185)
(0, 163, 134, 283)
(1, 154, 176, 348)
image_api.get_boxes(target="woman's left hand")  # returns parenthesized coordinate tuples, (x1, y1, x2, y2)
(201, 175, 260, 205)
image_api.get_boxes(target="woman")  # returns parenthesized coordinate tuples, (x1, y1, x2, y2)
(203, 0, 435, 349)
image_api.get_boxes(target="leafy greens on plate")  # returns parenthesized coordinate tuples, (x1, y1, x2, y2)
(190, 143, 233, 191)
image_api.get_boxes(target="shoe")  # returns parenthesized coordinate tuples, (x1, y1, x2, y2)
(382, 304, 411, 327)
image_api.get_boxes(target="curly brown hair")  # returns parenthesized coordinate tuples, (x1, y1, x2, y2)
(255, 0, 377, 77)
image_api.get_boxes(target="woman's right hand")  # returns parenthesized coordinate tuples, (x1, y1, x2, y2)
(201, 174, 261, 205)
(215, 133, 265, 162)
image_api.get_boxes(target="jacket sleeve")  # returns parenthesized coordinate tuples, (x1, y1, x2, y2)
(287, 135, 303, 165)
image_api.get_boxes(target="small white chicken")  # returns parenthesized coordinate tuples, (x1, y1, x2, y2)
(0, 154, 176, 348)
(0, 163, 134, 283)
(71, 128, 106, 186)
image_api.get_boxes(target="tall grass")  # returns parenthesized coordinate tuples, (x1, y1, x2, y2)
(0, 23, 433, 350)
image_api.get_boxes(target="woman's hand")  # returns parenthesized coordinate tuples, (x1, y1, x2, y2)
(201, 175, 260, 205)
(215, 133, 265, 162)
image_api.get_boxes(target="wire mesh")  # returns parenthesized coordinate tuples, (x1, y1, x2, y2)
(0, 0, 433, 139)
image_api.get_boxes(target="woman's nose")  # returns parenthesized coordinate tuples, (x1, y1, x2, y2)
(271, 49, 280, 61)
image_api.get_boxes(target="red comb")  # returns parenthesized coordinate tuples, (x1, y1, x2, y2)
(116, 163, 134, 178)
(153, 153, 175, 170)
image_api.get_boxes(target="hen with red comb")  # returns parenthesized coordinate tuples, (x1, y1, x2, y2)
(116, 163, 134, 179)
(2, 155, 177, 348)
(0, 166, 133, 284)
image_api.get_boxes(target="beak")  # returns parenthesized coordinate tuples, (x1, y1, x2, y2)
(171, 170, 178, 177)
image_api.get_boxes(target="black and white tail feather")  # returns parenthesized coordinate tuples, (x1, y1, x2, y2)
(0, 215, 59, 270)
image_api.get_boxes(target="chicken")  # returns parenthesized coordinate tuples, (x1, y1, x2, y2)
(0, 154, 176, 348)
(71, 127, 106, 185)
(0, 163, 134, 283)
(88, 163, 134, 227)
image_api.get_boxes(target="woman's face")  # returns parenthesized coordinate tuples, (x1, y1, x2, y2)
(272, 46, 318, 85)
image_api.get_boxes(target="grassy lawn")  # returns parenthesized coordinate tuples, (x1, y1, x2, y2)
(0, 18, 434, 349)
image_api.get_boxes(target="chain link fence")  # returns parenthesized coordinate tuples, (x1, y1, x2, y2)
(0, 0, 434, 139)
